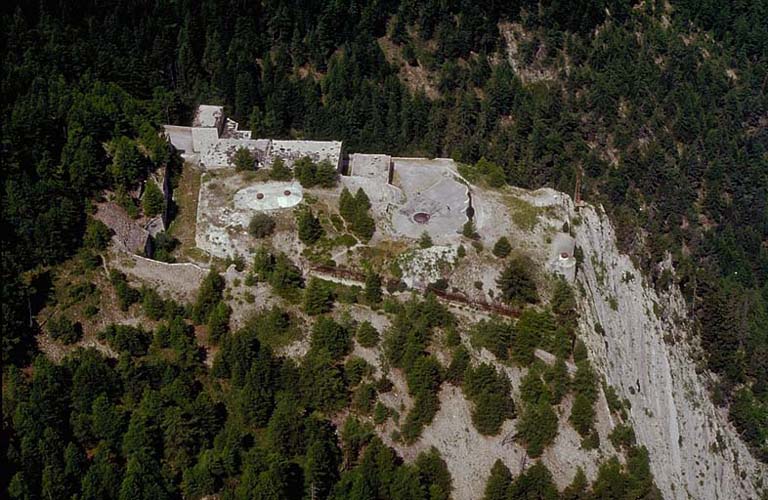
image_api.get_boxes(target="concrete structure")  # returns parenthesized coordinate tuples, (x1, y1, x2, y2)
(193, 105, 225, 131)
(348, 153, 392, 183)
(549, 232, 576, 281)
(164, 105, 342, 170)
(233, 181, 303, 211)
(342, 155, 470, 243)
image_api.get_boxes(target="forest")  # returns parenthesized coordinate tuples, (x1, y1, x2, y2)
(2, 0, 767, 497)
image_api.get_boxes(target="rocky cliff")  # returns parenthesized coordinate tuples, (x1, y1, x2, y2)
(571, 201, 767, 500)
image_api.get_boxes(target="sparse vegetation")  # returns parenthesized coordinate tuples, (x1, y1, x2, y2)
(248, 213, 276, 238)
(233, 146, 255, 171)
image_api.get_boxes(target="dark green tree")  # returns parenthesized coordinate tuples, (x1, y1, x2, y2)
(497, 255, 538, 304)
(249, 213, 276, 238)
(304, 278, 335, 316)
(482, 459, 512, 500)
(297, 208, 324, 244)
(364, 271, 383, 304)
(270, 157, 292, 181)
(234, 147, 255, 171)
(356, 321, 380, 348)
(141, 181, 164, 217)
(192, 270, 225, 324)
(492, 237, 511, 258)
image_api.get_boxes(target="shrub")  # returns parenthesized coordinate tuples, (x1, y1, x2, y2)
(419, 231, 433, 248)
(248, 213, 276, 238)
(233, 147, 255, 171)
(47, 316, 83, 344)
(269, 157, 292, 180)
(492, 237, 512, 258)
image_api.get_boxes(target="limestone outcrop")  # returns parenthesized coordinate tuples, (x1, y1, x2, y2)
(571, 201, 767, 500)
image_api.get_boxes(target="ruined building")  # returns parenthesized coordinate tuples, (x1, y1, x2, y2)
(163, 105, 342, 170)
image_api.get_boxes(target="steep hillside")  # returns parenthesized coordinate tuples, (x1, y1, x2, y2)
(572, 202, 767, 499)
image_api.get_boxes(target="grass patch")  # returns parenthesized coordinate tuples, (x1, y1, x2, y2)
(167, 163, 202, 261)
(504, 195, 544, 231)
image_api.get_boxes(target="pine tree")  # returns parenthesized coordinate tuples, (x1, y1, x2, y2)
(297, 208, 324, 244)
(508, 462, 559, 500)
(119, 452, 169, 500)
(249, 213, 276, 238)
(295, 156, 317, 187)
(496, 255, 538, 304)
(310, 316, 350, 360)
(305, 435, 341, 499)
(339, 187, 356, 221)
(356, 321, 379, 348)
(562, 467, 590, 500)
(269, 157, 292, 181)
(364, 271, 383, 304)
(304, 278, 334, 316)
(482, 459, 512, 500)
(192, 269, 225, 324)
(492, 237, 511, 258)
(462, 220, 478, 239)
(233, 147, 255, 171)
(206, 301, 231, 343)
(314, 160, 338, 188)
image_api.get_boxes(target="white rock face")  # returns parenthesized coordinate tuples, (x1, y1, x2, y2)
(571, 201, 767, 500)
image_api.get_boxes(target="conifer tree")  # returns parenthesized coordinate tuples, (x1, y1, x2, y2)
(233, 147, 255, 171)
(364, 271, 383, 304)
(297, 208, 324, 244)
(492, 237, 511, 258)
(339, 187, 356, 221)
(304, 278, 334, 316)
(192, 270, 225, 324)
(142, 180, 164, 217)
(482, 459, 512, 500)
(269, 157, 292, 181)
(206, 301, 231, 343)
(314, 160, 338, 188)
(497, 255, 538, 304)
(356, 321, 380, 348)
